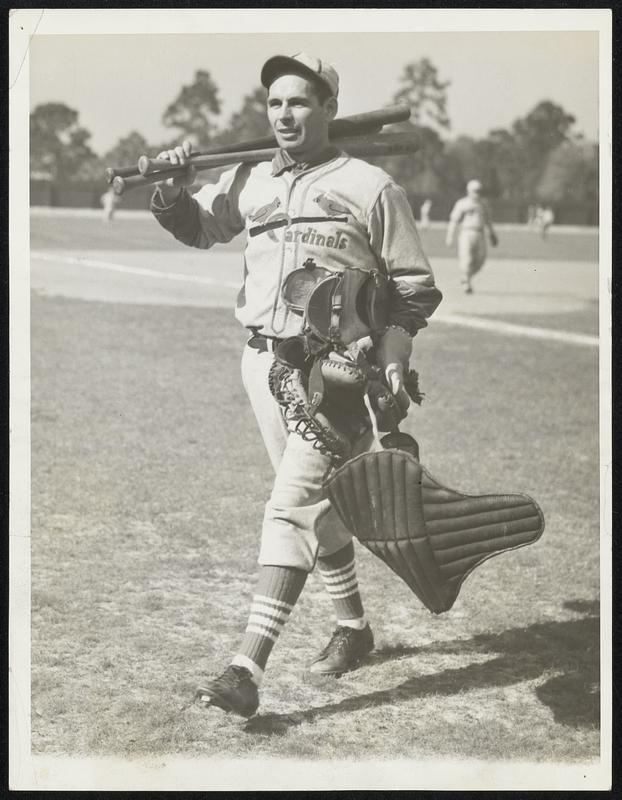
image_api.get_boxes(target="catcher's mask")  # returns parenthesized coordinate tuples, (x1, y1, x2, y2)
(282, 259, 390, 347)
(281, 259, 332, 313)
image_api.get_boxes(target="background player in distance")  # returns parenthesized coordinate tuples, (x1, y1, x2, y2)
(446, 179, 498, 294)
(536, 205, 555, 240)
(100, 187, 120, 223)
(419, 198, 432, 231)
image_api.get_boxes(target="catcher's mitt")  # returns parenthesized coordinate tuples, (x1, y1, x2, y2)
(268, 336, 421, 464)
(268, 359, 356, 462)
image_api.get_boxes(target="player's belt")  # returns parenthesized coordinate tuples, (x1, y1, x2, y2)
(247, 332, 284, 353)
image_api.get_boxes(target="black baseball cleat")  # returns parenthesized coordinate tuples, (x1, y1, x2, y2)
(195, 665, 259, 718)
(309, 623, 374, 676)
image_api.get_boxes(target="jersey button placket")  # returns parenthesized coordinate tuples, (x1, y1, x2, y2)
(271, 174, 298, 333)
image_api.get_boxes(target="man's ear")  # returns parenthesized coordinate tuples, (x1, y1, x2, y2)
(325, 96, 338, 121)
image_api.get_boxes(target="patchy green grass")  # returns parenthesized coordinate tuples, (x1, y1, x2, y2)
(30, 292, 600, 762)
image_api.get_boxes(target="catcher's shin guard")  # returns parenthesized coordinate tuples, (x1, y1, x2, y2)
(325, 449, 544, 613)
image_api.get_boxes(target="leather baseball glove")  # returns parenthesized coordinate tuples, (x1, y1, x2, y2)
(268, 336, 422, 464)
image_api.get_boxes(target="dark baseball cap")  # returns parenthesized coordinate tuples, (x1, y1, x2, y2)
(261, 52, 339, 97)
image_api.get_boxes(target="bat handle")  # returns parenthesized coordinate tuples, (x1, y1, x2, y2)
(139, 153, 202, 176)
(112, 176, 127, 195)
(106, 165, 139, 184)
(112, 166, 188, 195)
(137, 155, 174, 176)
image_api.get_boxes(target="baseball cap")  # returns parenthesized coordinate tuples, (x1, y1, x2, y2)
(467, 179, 483, 193)
(261, 52, 339, 97)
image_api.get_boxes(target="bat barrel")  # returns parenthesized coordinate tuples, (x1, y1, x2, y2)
(339, 132, 419, 158)
(328, 104, 410, 138)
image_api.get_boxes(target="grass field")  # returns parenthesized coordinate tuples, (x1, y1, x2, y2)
(28, 210, 602, 783)
(31, 210, 599, 262)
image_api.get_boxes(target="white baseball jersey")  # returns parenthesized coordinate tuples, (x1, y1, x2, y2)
(152, 151, 442, 339)
(449, 196, 493, 233)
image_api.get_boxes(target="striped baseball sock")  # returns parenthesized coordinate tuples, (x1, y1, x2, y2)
(231, 565, 307, 686)
(317, 541, 366, 629)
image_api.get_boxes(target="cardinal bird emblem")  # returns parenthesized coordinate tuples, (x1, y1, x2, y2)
(250, 196, 281, 223)
(313, 192, 352, 219)
(249, 197, 288, 241)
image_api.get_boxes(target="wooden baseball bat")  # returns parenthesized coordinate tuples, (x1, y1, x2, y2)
(106, 104, 411, 183)
(138, 121, 384, 176)
(105, 165, 140, 183)
(112, 131, 419, 195)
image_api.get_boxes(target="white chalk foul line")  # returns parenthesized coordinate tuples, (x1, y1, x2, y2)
(434, 312, 598, 348)
(30, 251, 240, 289)
(32, 251, 597, 347)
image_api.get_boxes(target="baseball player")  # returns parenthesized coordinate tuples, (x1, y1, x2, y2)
(151, 52, 442, 718)
(419, 198, 432, 230)
(446, 179, 498, 294)
(100, 186, 119, 223)
(537, 205, 555, 240)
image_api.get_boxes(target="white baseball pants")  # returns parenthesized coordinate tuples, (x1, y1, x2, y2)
(241, 341, 372, 571)
(458, 229, 487, 279)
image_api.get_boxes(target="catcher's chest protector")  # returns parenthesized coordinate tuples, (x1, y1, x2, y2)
(325, 449, 545, 614)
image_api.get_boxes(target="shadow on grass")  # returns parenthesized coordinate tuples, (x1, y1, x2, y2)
(245, 599, 599, 736)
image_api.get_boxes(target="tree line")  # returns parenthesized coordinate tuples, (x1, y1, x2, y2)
(30, 58, 598, 221)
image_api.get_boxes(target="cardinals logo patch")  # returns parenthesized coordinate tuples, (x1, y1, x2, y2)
(248, 192, 352, 248)
(313, 192, 352, 219)
(249, 197, 285, 241)
(249, 196, 281, 224)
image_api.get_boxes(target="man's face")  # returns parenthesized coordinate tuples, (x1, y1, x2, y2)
(267, 74, 337, 158)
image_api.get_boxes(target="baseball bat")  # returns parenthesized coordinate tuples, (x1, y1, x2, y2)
(137, 104, 410, 175)
(112, 131, 420, 195)
(106, 104, 411, 183)
(105, 165, 141, 183)
(138, 122, 384, 176)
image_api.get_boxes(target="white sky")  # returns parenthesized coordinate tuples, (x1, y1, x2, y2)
(29, 29, 599, 156)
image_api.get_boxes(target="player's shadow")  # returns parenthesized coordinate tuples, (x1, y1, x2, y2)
(245, 598, 599, 736)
